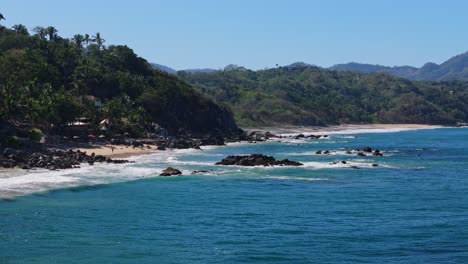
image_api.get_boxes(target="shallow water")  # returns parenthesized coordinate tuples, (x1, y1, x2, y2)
(1, 128, 468, 263)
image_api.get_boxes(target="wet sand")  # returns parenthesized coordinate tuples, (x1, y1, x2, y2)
(75, 144, 158, 159)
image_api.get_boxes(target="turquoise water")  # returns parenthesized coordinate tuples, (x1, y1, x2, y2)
(1, 128, 468, 263)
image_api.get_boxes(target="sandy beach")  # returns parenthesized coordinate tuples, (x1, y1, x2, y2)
(74, 144, 158, 159)
(243, 124, 446, 135)
(77, 124, 446, 158)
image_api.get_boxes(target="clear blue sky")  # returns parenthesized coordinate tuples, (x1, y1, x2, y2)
(2, 0, 468, 70)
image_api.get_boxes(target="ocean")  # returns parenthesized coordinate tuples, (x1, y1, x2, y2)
(1, 127, 467, 263)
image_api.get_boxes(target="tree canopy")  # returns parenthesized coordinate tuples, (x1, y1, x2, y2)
(0, 21, 238, 136)
(179, 66, 468, 126)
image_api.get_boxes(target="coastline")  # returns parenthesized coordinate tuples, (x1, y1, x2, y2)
(75, 144, 158, 159)
(242, 124, 446, 135)
(58, 124, 452, 161)
(0, 124, 452, 175)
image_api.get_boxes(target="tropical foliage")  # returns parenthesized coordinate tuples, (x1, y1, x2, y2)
(0, 20, 238, 136)
(179, 65, 468, 126)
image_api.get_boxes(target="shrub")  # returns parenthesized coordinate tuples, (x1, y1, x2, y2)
(29, 128, 43, 142)
(7, 136, 21, 147)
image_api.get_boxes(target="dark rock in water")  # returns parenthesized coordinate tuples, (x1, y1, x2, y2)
(191, 170, 210, 174)
(350, 166, 360, 169)
(264, 131, 274, 139)
(372, 163, 379, 167)
(315, 150, 322, 155)
(323, 150, 330, 155)
(94, 155, 107, 162)
(363, 146, 372, 153)
(341, 161, 347, 164)
(357, 152, 366, 156)
(373, 151, 383, 156)
(215, 154, 303, 167)
(345, 150, 353, 154)
(157, 145, 166, 150)
(160, 167, 182, 176)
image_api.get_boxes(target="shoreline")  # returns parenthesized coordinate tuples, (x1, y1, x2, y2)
(242, 124, 447, 135)
(74, 144, 158, 159)
(0, 124, 454, 174)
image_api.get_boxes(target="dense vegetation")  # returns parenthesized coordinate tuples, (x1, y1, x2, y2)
(179, 65, 468, 127)
(330, 51, 468, 81)
(0, 17, 238, 139)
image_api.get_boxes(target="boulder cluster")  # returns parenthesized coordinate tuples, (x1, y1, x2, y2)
(316, 146, 384, 157)
(0, 148, 131, 170)
(216, 154, 303, 167)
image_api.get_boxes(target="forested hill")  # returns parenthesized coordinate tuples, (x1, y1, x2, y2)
(0, 22, 239, 136)
(178, 66, 468, 127)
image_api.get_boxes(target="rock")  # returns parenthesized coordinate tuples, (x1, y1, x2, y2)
(357, 152, 366, 157)
(341, 161, 347, 164)
(372, 163, 379, 167)
(345, 150, 352, 154)
(264, 131, 274, 139)
(363, 146, 372, 152)
(295, 134, 305, 139)
(160, 167, 182, 176)
(215, 154, 303, 167)
(191, 170, 210, 174)
(157, 145, 166, 150)
(94, 155, 107, 162)
(3, 148, 16, 156)
(373, 151, 383, 156)
(200, 136, 225, 146)
(323, 150, 330, 155)
(315, 150, 322, 155)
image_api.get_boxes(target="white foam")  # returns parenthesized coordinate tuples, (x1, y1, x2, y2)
(166, 156, 214, 166)
(278, 126, 443, 137)
(302, 160, 391, 169)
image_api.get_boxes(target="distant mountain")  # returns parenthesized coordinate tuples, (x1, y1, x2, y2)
(330, 51, 468, 81)
(150, 63, 176, 74)
(182, 68, 217, 73)
(150, 63, 217, 74)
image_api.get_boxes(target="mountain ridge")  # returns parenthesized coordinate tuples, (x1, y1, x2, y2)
(330, 51, 468, 81)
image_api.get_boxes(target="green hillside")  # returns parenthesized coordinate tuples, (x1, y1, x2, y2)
(0, 23, 239, 137)
(179, 65, 468, 127)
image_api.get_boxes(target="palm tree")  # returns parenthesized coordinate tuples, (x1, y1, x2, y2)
(71, 34, 85, 48)
(93, 32, 105, 51)
(33, 26, 47, 39)
(12, 24, 29, 35)
(84, 34, 91, 46)
(45, 26, 58, 41)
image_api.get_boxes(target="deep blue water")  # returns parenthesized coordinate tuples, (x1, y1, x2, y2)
(1, 128, 468, 263)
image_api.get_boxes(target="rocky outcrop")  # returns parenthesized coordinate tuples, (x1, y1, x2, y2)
(215, 154, 303, 166)
(159, 167, 182, 176)
(362, 146, 372, 152)
(0, 148, 131, 170)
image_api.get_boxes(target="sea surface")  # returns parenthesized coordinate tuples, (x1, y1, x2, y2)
(1, 127, 468, 263)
